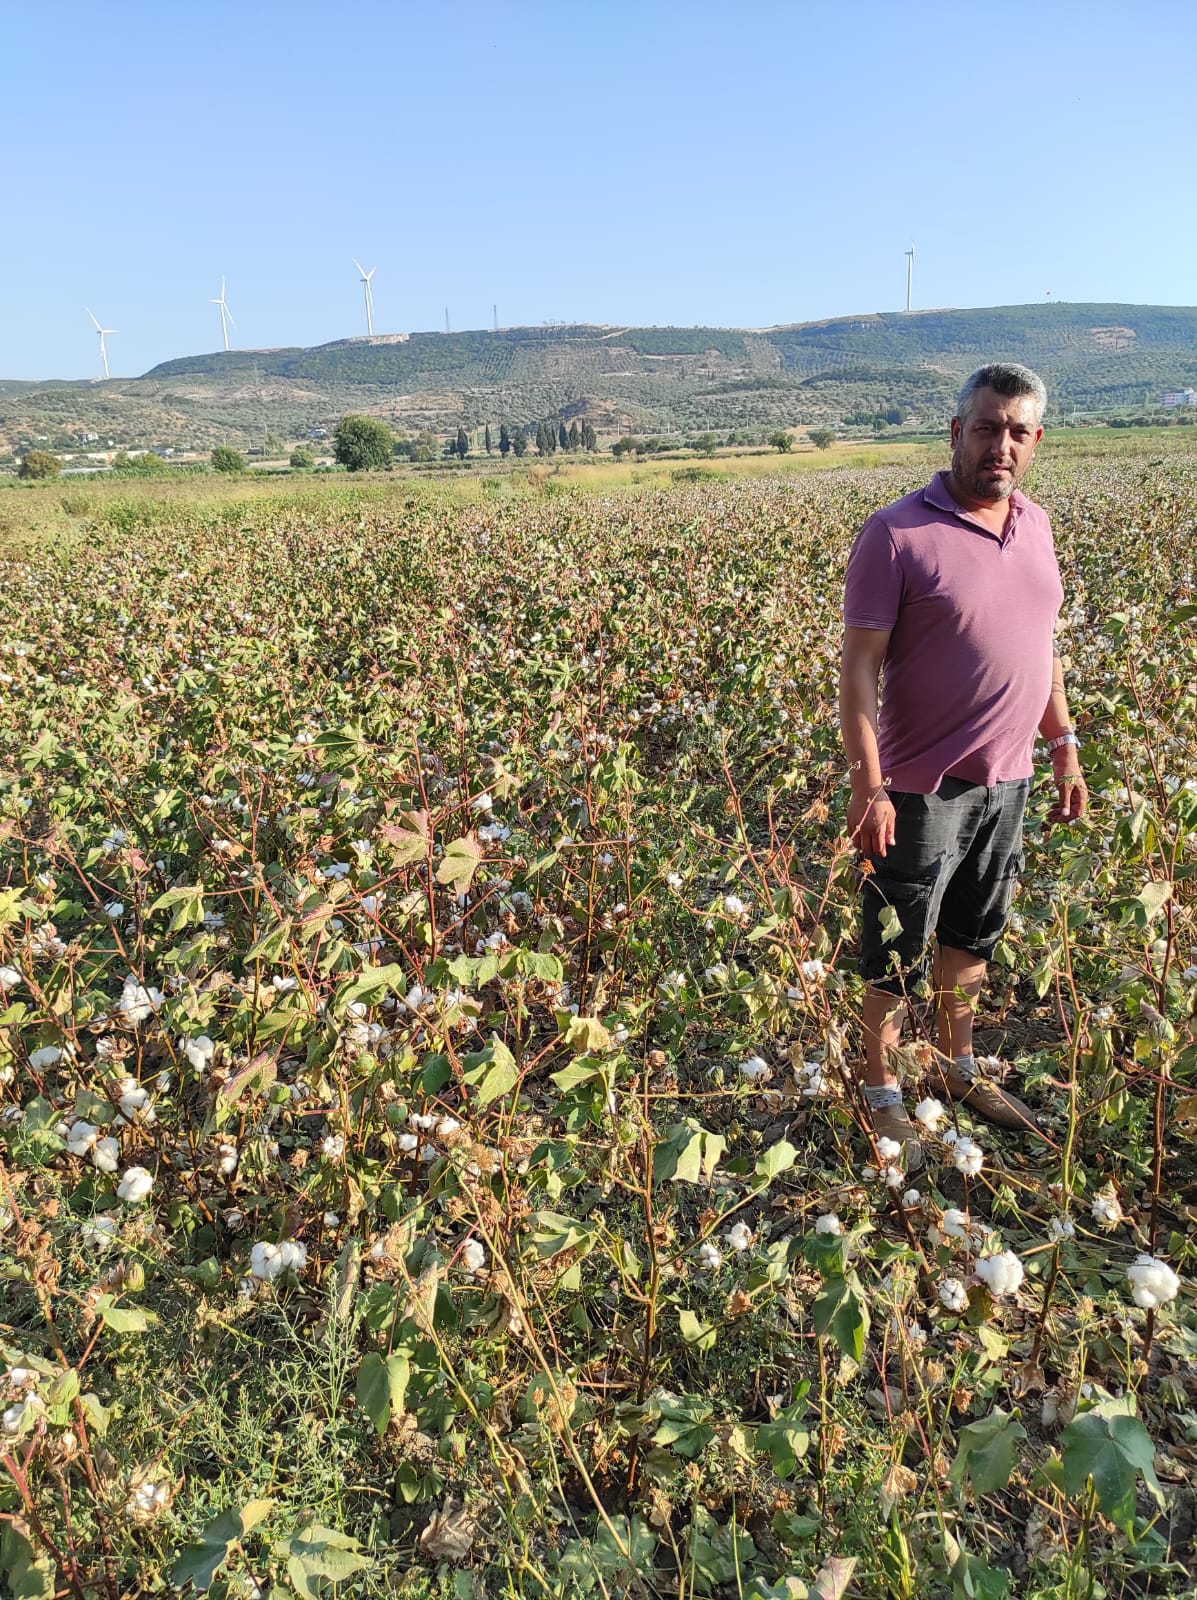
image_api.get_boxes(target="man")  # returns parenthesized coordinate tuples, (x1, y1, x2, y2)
(839, 363, 1086, 1166)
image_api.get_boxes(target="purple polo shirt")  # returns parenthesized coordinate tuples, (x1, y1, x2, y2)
(843, 472, 1063, 794)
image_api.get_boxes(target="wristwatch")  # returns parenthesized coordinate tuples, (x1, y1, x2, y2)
(1047, 730, 1080, 751)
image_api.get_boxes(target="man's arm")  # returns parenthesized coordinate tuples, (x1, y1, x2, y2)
(840, 625, 896, 855)
(1038, 649, 1087, 822)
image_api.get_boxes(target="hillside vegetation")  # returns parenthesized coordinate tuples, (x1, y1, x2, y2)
(3, 303, 1197, 455)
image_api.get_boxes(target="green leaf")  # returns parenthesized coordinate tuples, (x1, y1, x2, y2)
(810, 1274, 869, 1363)
(756, 1400, 811, 1479)
(878, 904, 903, 945)
(170, 1499, 274, 1592)
(277, 1522, 372, 1600)
(653, 1119, 726, 1184)
(0, 1521, 55, 1600)
(590, 1514, 658, 1579)
(356, 1350, 410, 1436)
(461, 1035, 519, 1106)
(558, 1013, 613, 1054)
(678, 1308, 717, 1353)
(525, 1210, 597, 1261)
(435, 836, 484, 894)
(1134, 879, 1172, 923)
(950, 1407, 1027, 1497)
(94, 1294, 153, 1334)
(754, 1140, 796, 1183)
(336, 962, 406, 1013)
(245, 918, 294, 964)
(149, 884, 206, 933)
(1061, 1403, 1164, 1534)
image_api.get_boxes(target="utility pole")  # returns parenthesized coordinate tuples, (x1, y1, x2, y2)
(905, 245, 915, 313)
(493, 303, 497, 331)
(445, 307, 450, 334)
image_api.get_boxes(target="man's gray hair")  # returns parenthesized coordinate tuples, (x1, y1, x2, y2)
(956, 363, 1048, 425)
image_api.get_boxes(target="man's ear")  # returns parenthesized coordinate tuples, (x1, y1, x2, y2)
(950, 417, 961, 446)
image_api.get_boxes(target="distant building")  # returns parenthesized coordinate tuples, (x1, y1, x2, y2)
(1161, 389, 1197, 407)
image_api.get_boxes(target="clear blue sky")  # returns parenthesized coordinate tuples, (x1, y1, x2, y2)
(6, 0, 1196, 379)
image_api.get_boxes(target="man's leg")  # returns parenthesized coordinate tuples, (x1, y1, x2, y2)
(862, 985, 907, 1086)
(933, 944, 986, 1059)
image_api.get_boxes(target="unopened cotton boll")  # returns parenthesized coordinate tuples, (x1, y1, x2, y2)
(725, 1221, 753, 1252)
(975, 1250, 1025, 1298)
(116, 1166, 153, 1203)
(1126, 1253, 1181, 1309)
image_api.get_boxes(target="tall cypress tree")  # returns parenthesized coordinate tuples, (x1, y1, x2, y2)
(558, 421, 570, 451)
(457, 426, 469, 458)
(484, 424, 492, 455)
(568, 420, 580, 450)
(499, 423, 511, 457)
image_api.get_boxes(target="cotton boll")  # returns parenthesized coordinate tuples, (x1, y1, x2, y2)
(952, 1138, 984, 1176)
(395, 1132, 419, 1153)
(738, 1056, 771, 1083)
(116, 1167, 153, 1204)
(942, 1208, 969, 1240)
(725, 1221, 753, 1252)
(461, 1240, 487, 1275)
(913, 1096, 945, 1130)
(696, 1241, 723, 1271)
(249, 1242, 283, 1280)
(277, 1241, 307, 1274)
(1091, 1188, 1123, 1229)
(183, 1035, 215, 1071)
(29, 1046, 63, 1070)
(938, 1278, 969, 1313)
(91, 1136, 120, 1174)
(814, 1213, 843, 1236)
(1126, 1254, 1180, 1309)
(975, 1250, 1025, 1298)
(67, 1120, 101, 1157)
(0, 966, 22, 991)
(875, 1136, 902, 1163)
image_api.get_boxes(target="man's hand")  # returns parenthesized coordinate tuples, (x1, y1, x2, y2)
(1048, 747, 1087, 824)
(848, 789, 897, 856)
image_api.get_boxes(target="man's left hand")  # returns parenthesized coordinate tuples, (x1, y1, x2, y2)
(1048, 747, 1087, 823)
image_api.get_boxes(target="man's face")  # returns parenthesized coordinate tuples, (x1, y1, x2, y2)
(949, 387, 1043, 505)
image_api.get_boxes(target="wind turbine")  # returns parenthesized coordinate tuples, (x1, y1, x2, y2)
(905, 245, 915, 313)
(352, 259, 376, 336)
(211, 277, 235, 351)
(86, 308, 117, 380)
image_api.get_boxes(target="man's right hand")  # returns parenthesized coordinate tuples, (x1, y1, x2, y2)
(848, 791, 897, 857)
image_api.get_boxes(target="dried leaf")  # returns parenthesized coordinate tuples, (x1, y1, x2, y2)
(419, 1498, 476, 1562)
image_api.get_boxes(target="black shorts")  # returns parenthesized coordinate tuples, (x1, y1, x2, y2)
(859, 776, 1029, 995)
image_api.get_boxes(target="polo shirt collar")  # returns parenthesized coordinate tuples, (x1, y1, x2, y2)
(925, 470, 1027, 537)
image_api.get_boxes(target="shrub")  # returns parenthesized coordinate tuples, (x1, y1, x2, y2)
(18, 450, 61, 480)
(211, 445, 246, 473)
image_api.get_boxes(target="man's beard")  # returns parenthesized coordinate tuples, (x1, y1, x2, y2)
(952, 448, 1017, 502)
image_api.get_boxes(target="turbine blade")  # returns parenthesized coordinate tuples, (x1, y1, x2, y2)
(353, 258, 366, 277)
(86, 307, 102, 330)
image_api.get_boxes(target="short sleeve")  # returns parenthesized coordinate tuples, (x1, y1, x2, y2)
(844, 514, 904, 630)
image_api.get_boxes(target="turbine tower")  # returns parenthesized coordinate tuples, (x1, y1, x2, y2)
(352, 259, 376, 336)
(86, 309, 117, 380)
(905, 245, 915, 313)
(211, 277, 235, 351)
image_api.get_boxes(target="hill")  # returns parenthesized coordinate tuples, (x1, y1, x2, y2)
(3, 303, 1197, 456)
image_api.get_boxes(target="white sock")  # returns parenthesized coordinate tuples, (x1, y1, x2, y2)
(864, 1083, 903, 1110)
